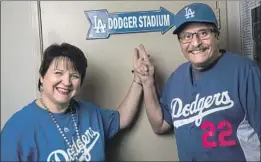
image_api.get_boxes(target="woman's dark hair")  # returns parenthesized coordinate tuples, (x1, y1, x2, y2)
(38, 42, 88, 91)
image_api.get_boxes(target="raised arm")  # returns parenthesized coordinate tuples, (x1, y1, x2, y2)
(117, 48, 143, 130)
(134, 44, 171, 134)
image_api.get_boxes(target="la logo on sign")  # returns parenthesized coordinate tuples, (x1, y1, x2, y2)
(184, 7, 195, 19)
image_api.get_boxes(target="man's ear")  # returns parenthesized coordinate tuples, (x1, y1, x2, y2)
(215, 30, 220, 40)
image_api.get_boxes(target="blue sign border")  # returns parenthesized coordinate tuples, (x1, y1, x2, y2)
(84, 7, 176, 40)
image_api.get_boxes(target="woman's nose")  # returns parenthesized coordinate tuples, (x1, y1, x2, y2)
(62, 75, 72, 86)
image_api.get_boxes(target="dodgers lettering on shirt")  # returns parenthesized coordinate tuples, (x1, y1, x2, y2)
(47, 127, 100, 161)
(171, 91, 234, 128)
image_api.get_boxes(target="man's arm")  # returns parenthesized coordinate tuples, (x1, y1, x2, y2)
(143, 82, 171, 134)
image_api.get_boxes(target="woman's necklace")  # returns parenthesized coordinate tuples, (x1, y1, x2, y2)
(39, 98, 81, 154)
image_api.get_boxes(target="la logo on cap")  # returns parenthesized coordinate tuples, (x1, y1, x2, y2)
(184, 7, 195, 19)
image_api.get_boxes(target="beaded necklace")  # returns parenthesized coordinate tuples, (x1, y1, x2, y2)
(39, 98, 81, 152)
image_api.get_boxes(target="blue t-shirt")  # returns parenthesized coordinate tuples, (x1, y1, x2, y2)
(1, 99, 120, 161)
(160, 52, 260, 161)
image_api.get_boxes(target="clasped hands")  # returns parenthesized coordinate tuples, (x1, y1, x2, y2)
(132, 44, 155, 87)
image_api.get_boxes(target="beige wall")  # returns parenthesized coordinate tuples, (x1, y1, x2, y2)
(1, 1, 240, 161)
(1, 1, 41, 129)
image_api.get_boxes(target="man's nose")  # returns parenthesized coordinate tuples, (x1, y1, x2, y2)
(190, 34, 202, 47)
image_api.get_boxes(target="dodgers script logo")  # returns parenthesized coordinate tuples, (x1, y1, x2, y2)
(171, 91, 234, 128)
(47, 127, 100, 161)
(184, 7, 195, 19)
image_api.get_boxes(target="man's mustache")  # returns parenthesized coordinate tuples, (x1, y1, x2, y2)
(189, 46, 208, 52)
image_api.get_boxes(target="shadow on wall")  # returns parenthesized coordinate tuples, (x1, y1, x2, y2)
(76, 63, 109, 103)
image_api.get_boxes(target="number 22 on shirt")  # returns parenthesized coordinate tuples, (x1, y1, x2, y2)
(201, 120, 236, 148)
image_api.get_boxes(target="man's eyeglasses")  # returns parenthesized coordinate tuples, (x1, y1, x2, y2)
(178, 29, 216, 44)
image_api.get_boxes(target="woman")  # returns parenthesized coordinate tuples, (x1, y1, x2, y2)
(1, 42, 145, 161)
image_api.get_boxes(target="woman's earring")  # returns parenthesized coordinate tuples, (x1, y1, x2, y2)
(40, 85, 43, 92)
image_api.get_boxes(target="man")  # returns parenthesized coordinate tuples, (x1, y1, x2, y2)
(134, 3, 260, 161)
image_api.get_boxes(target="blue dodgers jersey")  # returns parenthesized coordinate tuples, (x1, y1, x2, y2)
(1, 99, 120, 161)
(160, 52, 260, 161)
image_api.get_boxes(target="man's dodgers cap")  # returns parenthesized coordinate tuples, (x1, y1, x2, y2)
(173, 3, 218, 34)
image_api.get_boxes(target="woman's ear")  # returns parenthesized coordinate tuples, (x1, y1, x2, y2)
(40, 75, 44, 84)
(40, 75, 44, 89)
